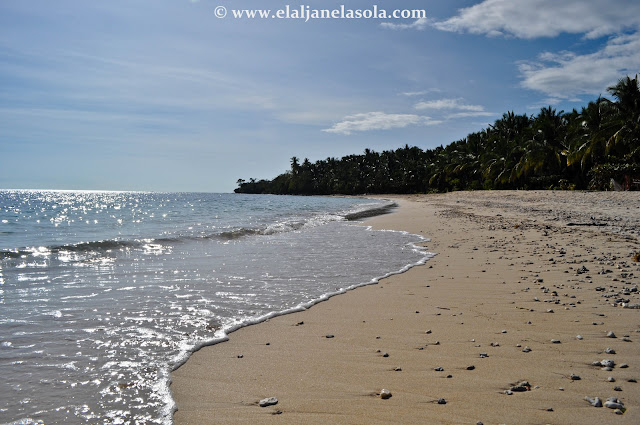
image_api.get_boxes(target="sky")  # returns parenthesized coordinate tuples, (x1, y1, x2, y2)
(1, 0, 639, 192)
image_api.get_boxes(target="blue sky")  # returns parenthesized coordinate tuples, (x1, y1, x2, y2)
(1, 0, 639, 192)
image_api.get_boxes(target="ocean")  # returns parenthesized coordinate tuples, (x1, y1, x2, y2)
(0, 190, 432, 424)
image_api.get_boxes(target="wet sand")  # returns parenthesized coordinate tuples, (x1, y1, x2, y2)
(171, 191, 640, 424)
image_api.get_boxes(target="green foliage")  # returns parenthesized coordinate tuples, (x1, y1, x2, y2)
(235, 75, 640, 195)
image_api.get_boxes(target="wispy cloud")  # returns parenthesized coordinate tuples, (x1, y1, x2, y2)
(322, 112, 441, 135)
(431, 0, 640, 39)
(380, 17, 431, 31)
(518, 32, 640, 97)
(414, 98, 485, 112)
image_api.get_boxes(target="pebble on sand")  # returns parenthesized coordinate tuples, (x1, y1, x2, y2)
(585, 396, 602, 407)
(607, 331, 617, 338)
(259, 397, 278, 407)
(380, 389, 392, 399)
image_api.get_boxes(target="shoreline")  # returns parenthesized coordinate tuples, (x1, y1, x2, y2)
(170, 191, 640, 424)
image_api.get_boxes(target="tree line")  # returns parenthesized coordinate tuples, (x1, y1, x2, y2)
(235, 75, 640, 195)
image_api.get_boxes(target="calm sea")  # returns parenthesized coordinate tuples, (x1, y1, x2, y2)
(0, 190, 432, 424)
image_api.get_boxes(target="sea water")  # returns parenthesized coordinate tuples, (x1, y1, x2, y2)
(0, 190, 432, 424)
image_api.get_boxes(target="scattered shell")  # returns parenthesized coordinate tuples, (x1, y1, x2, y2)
(259, 397, 278, 407)
(380, 389, 392, 399)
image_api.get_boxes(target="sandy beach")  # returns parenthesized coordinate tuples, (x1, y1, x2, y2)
(171, 191, 640, 424)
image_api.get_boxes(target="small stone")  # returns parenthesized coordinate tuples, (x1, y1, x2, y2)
(504, 390, 513, 395)
(434, 367, 444, 371)
(570, 374, 581, 381)
(614, 386, 622, 391)
(394, 367, 402, 372)
(614, 409, 624, 415)
(546, 407, 554, 412)
(607, 331, 617, 338)
(325, 334, 334, 339)
(425, 330, 432, 334)
(599, 359, 615, 368)
(585, 396, 602, 407)
(380, 389, 392, 399)
(382, 352, 389, 358)
(501, 330, 507, 334)
(237, 354, 244, 358)
(466, 365, 475, 370)
(577, 335, 583, 340)
(619, 363, 629, 368)
(446, 374, 453, 378)
(605, 348, 616, 354)
(547, 309, 554, 313)
(480, 353, 489, 358)
(437, 398, 446, 404)
(510, 381, 531, 392)
(551, 339, 561, 344)
(604, 398, 624, 410)
(522, 346, 532, 353)
(608, 377, 616, 382)
(259, 397, 278, 407)
(628, 378, 637, 383)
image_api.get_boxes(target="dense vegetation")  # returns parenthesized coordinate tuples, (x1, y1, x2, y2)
(236, 75, 640, 194)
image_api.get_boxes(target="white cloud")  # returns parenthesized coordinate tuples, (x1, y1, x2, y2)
(414, 98, 485, 112)
(322, 112, 441, 135)
(519, 32, 640, 97)
(380, 17, 430, 31)
(445, 111, 496, 119)
(432, 0, 640, 39)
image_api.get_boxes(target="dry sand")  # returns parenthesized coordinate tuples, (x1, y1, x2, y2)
(171, 191, 640, 424)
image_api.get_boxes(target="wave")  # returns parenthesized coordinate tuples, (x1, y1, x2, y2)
(0, 199, 395, 261)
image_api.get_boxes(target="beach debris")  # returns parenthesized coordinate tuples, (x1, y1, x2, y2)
(547, 309, 554, 313)
(577, 265, 589, 274)
(608, 377, 616, 382)
(446, 374, 453, 378)
(614, 386, 622, 391)
(551, 339, 561, 344)
(585, 396, 602, 407)
(479, 353, 489, 358)
(237, 354, 244, 358)
(607, 331, 617, 338)
(382, 352, 389, 357)
(501, 330, 507, 334)
(295, 321, 304, 326)
(425, 330, 432, 334)
(380, 389, 392, 399)
(570, 374, 581, 381)
(437, 398, 447, 404)
(325, 334, 334, 339)
(259, 397, 278, 407)
(434, 367, 444, 371)
(605, 348, 616, 354)
(466, 365, 476, 370)
(545, 407, 554, 412)
(393, 367, 402, 372)
(619, 363, 629, 368)
(628, 378, 637, 383)
(593, 359, 615, 368)
(577, 335, 584, 340)
(522, 346, 532, 353)
(510, 381, 531, 392)
(604, 397, 625, 410)
(504, 390, 513, 395)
